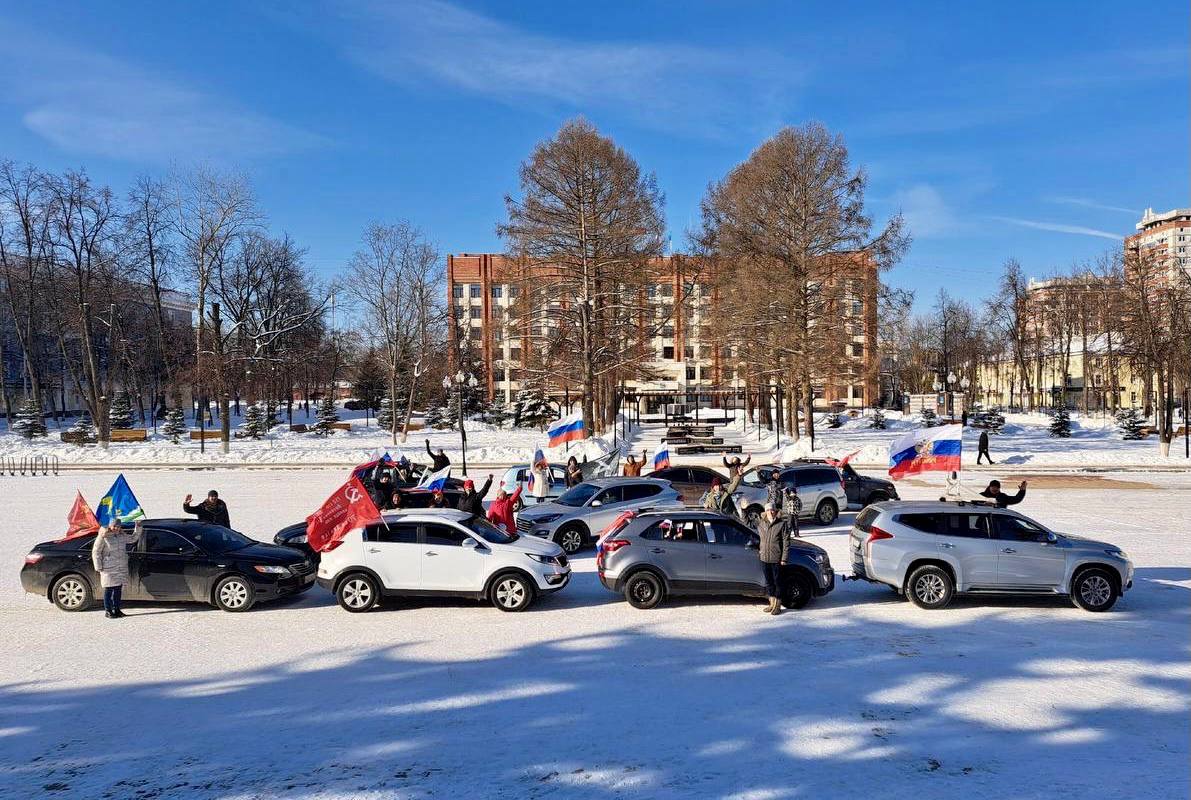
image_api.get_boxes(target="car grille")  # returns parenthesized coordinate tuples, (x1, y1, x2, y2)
(557, 555, 568, 568)
(292, 560, 315, 576)
(516, 518, 533, 532)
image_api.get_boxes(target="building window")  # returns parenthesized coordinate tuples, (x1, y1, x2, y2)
(660, 284, 673, 297)
(493, 328, 504, 343)
(509, 348, 521, 363)
(468, 285, 480, 299)
(453, 305, 463, 319)
(685, 367, 696, 381)
(851, 343, 863, 358)
(851, 301, 863, 316)
(469, 307, 482, 319)
(647, 284, 658, 298)
(661, 325, 674, 338)
(722, 367, 734, 380)
(493, 368, 505, 382)
(491, 285, 503, 298)
(508, 285, 519, 298)
(662, 346, 675, 359)
(683, 345, 694, 359)
(452, 285, 463, 298)
(851, 384, 864, 399)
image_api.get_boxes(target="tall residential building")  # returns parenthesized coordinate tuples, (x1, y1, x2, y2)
(1125, 207, 1191, 279)
(445, 253, 879, 412)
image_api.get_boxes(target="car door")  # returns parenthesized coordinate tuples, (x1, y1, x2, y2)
(420, 523, 488, 592)
(839, 465, 862, 505)
(992, 513, 1067, 589)
(640, 518, 707, 589)
(703, 517, 763, 591)
(585, 485, 627, 531)
(137, 529, 198, 599)
(363, 522, 422, 591)
(935, 512, 999, 588)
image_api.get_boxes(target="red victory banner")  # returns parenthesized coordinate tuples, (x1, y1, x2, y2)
(306, 476, 381, 552)
(61, 491, 100, 541)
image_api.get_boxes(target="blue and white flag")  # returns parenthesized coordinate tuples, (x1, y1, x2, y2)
(96, 473, 145, 527)
(417, 465, 451, 491)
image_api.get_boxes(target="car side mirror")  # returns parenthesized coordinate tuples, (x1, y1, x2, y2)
(462, 538, 478, 549)
(1044, 532, 1058, 545)
(590, 500, 602, 507)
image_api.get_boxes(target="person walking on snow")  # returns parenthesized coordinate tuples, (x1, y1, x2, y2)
(183, 490, 231, 528)
(622, 450, 648, 477)
(977, 430, 994, 464)
(91, 519, 144, 619)
(756, 502, 791, 615)
(487, 486, 522, 533)
(979, 479, 1027, 507)
(457, 475, 493, 516)
(425, 440, 451, 471)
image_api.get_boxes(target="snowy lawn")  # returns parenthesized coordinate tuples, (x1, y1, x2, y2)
(0, 468, 1188, 799)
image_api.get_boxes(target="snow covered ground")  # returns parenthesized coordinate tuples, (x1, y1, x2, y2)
(1, 406, 1188, 470)
(1, 468, 1188, 799)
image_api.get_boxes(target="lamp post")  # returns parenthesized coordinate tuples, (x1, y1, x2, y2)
(959, 376, 971, 421)
(444, 371, 476, 475)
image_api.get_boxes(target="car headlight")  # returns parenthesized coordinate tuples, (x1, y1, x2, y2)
(291, 534, 308, 545)
(1104, 548, 1127, 559)
(526, 553, 554, 564)
(254, 565, 292, 575)
(532, 514, 562, 525)
(811, 552, 827, 565)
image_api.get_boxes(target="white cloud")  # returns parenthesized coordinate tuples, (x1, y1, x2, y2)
(990, 216, 1124, 241)
(1046, 196, 1138, 215)
(321, 0, 802, 137)
(892, 184, 967, 239)
(0, 28, 323, 163)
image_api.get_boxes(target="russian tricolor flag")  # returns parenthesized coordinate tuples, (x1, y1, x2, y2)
(528, 448, 547, 490)
(888, 425, 962, 480)
(417, 465, 451, 491)
(547, 413, 586, 447)
(652, 446, 670, 470)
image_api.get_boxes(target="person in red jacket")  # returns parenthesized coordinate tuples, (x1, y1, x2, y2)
(487, 486, 522, 532)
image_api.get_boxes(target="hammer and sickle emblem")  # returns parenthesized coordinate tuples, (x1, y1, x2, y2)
(344, 485, 362, 503)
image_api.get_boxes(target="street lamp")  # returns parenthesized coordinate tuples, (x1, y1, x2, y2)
(444, 371, 474, 475)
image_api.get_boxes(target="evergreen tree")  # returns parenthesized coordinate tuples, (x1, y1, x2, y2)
(162, 407, 187, 443)
(264, 399, 281, 430)
(969, 404, 1006, 433)
(920, 407, 939, 427)
(1116, 408, 1146, 440)
(1048, 407, 1072, 438)
(426, 403, 453, 430)
(869, 408, 887, 430)
(314, 395, 341, 436)
(352, 352, 388, 414)
(10, 397, 47, 439)
(69, 410, 97, 438)
(377, 396, 394, 431)
(479, 399, 511, 427)
(108, 392, 135, 429)
(513, 386, 555, 430)
(243, 402, 267, 439)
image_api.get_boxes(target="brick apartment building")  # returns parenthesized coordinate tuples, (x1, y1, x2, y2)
(446, 253, 879, 412)
(1125, 207, 1191, 280)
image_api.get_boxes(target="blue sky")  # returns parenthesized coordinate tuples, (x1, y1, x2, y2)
(0, 1, 1186, 310)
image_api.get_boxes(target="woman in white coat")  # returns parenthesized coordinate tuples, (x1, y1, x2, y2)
(91, 519, 143, 619)
(531, 461, 551, 503)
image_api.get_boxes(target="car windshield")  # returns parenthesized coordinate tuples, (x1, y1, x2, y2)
(463, 515, 519, 544)
(188, 525, 254, 553)
(556, 483, 600, 507)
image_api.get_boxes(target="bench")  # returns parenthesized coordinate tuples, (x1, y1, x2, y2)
(290, 424, 309, 433)
(60, 431, 98, 445)
(675, 444, 744, 455)
(189, 429, 223, 441)
(109, 428, 148, 442)
(332, 422, 351, 431)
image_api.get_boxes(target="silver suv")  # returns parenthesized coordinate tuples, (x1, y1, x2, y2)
(516, 477, 684, 555)
(850, 501, 1134, 611)
(734, 464, 849, 527)
(596, 509, 834, 609)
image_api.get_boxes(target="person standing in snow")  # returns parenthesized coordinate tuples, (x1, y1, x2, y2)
(977, 430, 994, 465)
(565, 456, 583, 488)
(183, 490, 231, 528)
(979, 479, 1027, 507)
(756, 502, 790, 615)
(425, 440, 451, 471)
(622, 450, 648, 477)
(91, 519, 143, 619)
(531, 461, 551, 502)
(456, 475, 493, 516)
(487, 486, 522, 532)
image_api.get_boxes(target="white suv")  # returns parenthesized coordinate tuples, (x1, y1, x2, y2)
(317, 509, 571, 612)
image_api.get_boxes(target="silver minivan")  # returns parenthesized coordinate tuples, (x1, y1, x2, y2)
(516, 477, 684, 555)
(850, 501, 1133, 611)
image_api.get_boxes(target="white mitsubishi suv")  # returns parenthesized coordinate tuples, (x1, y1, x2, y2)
(317, 509, 571, 612)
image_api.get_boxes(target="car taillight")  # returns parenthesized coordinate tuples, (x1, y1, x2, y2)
(602, 538, 631, 554)
(865, 525, 893, 558)
(24, 552, 43, 564)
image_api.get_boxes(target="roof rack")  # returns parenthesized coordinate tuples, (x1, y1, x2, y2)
(935, 498, 995, 507)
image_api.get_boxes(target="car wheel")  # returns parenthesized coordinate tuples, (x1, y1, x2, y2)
(624, 571, 664, 609)
(51, 574, 93, 611)
(491, 573, 534, 612)
(815, 499, 839, 525)
(1071, 568, 1118, 612)
(555, 525, 585, 555)
(744, 507, 763, 531)
(214, 575, 256, 612)
(781, 572, 814, 609)
(337, 573, 379, 612)
(906, 565, 954, 609)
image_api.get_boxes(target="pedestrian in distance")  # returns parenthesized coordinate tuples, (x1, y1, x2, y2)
(977, 429, 994, 464)
(425, 440, 451, 471)
(487, 486, 522, 533)
(457, 475, 493, 516)
(91, 519, 144, 619)
(183, 490, 231, 528)
(565, 456, 583, 488)
(622, 450, 648, 477)
(723, 454, 752, 479)
(756, 502, 790, 616)
(979, 479, 1027, 507)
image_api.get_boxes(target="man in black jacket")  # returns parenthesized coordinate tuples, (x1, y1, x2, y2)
(425, 440, 451, 471)
(977, 430, 994, 464)
(183, 490, 231, 528)
(979, 479, 1027, 507)
(456, 475, 493, 516)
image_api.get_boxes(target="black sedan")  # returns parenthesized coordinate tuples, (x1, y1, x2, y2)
(21, 519, 316, 613)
